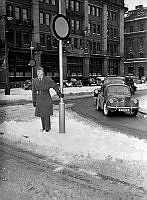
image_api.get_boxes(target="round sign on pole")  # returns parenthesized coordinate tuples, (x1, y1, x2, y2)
(52, 14, 70, 40)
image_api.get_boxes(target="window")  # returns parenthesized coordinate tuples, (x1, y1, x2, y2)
(93, 24, 96, 33)
(88, 5, 91, 15)
(51, 0, 56, 5)
(15, 7, 20, 20)
(52, 38, 58, 47)
(23, 32, 29, 45)
(139, 23, 144, 31)
(40, 12, 44, 24)
(16, 31, 21, 47)
(75, 1, 80, 11)
(6, 30, 14, 44)
(47, 35, 51, 50)
(92, 6, 95, 16)
(114, 28, 117, 37)
(96, 7, 100, 17)
(130, 26, 134, 32)
(40, 34, 45, 46)
(97, 25, 101, 34)
(74, 38, 78, 48)
(66, 0, 69, 9)
(76, 20, 80, 31)
(22, 9, 28, 21)
(71, 19, 75, 33)
(93, 42, 96, 53)
(97, 42, 101, 51)
(71, 1, 74, 11)
(6, 5, 13, 17)
(46, 14, 50, 25)
(46, 0, 49, 3)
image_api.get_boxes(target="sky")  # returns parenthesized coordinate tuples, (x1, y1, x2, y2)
(125, 0, 147, 10)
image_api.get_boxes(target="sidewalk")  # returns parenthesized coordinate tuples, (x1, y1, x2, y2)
(0, 84, 147, 190)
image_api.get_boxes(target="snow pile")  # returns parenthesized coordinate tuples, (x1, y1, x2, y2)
(1, 107, 147, 164)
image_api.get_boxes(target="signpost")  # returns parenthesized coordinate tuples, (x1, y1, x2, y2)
(51, 1, 70, 133)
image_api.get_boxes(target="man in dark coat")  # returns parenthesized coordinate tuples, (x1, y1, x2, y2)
(32, 67, 63, 132)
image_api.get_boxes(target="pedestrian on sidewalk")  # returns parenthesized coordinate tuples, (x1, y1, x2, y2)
(32, 67, 64, 132)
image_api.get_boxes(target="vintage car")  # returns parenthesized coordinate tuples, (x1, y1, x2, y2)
(96, 83, 139, 116)
(94, 76, 124, 98)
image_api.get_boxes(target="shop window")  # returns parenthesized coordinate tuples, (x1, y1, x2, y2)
(25, 72, 31, 77)
(16, 72, 23, 77)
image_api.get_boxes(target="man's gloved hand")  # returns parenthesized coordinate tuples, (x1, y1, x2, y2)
(57, 92, 64, 98)
(33, 102, 36, 107)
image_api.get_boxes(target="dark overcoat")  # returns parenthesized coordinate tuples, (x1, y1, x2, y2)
(32, 76, 59, 117)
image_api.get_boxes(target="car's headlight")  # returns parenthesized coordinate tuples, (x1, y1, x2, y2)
(94, 89, 98, 94)
(133, 99, 138, 104)
(109, 99, 113, 104)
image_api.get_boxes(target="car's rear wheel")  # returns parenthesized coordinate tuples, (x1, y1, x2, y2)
(103, 103, 111, 116)
(130, 109, 138, 116)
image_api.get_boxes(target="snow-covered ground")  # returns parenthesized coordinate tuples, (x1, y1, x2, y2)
(0, 83, 147, 189)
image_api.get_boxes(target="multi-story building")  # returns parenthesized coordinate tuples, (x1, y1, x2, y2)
(124, 5, 147, 79)
(0, 0, 127, 88)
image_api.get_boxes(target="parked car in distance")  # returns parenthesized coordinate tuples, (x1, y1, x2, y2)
(70, 78, 83, 87)
(96, 83, 139, 116)
(23, 80, 32, 90)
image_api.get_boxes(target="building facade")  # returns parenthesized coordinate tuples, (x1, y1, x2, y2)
(124, 5, 147, 79)
(0, 0, 127, 88)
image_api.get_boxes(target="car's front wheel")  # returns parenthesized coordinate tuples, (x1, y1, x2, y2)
(103, 103, 111, 116)
(130, 109, 138, 116)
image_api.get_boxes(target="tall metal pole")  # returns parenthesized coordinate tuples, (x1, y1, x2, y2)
(30, 41, 34, 80)
(59, 0, 65, 133)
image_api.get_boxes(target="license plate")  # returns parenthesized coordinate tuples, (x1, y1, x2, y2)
(119, 109, 129, 112)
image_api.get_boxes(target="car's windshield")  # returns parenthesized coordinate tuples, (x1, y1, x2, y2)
(107, 85, 130, 95)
